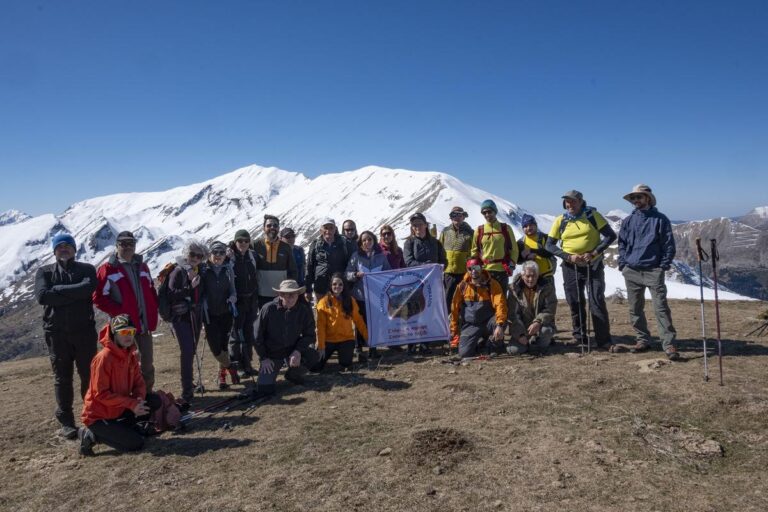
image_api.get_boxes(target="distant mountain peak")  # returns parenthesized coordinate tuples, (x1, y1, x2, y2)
(0, 209, 32, 227)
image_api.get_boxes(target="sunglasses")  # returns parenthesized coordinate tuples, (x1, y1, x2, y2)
(188, 252, 203, 259)
(117, 241, 136, 247)
(115, 327, 136, 337)
(236, 238, 250, 244)
(628, 194, 645, 201)
(265, 223, 279, 229)
(380, 231, 393, 237)
(450, 213, 464, 218)
(469, 265, 482, 272)
(211, 250, 226, 256)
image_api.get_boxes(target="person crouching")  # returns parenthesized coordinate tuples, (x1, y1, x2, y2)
(79, 315, 160, 456)
(506, 261, 558, 355)
(450, 258, 508, 358)
(252, 280, 321, 397)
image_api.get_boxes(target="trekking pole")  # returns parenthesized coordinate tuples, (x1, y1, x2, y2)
(695, 238, 710, 382)
(585, 264, 593, 355)
(192, 310, 205, 396)
(710, 239, 724, 386)
(572, 262, 585, 356)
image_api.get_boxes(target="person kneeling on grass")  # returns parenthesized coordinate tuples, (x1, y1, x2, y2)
(314, 273, 369, 372)
(450, 258, 508, 358)
(251, 280, 321, 398)
(78, 315, 160, 456)
(506, 261, 558, 355)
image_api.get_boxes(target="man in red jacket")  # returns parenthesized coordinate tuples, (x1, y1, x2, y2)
(79, 315, 160, 456)
(93, 231, 159, 391)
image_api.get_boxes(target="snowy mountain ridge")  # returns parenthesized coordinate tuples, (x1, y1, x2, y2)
(0, 164, 750, 304)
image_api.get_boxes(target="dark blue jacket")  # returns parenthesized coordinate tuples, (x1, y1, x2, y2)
(618, 207, 676, 270)
(292, 246, 306, 286)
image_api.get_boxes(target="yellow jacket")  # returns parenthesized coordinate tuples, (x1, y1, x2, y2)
(473, 221, 519, 273)
(316, 294, 368, 350)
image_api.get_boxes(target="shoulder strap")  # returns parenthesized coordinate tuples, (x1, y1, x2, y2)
(475, 225, 484, 257)
(500, 223, 513, 259)
(584, 208, 599, 231)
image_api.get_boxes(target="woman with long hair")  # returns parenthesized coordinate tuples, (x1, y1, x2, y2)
(315, 273, 368, 371)
(379, 224, 405, 269)
(346, 231, 391, 360)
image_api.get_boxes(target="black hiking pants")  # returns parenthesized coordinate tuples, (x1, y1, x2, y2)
(88, 393, 161, 453)
(45, 329, 97, 427)
(561, 261, 612, 346)
(229, 295, 257, 371)
(315, 340, 356, 371)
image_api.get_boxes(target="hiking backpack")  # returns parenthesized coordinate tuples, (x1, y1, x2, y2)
(475, 223, 515, 272)
(558, 207, 599, 236)
(156, 262, 178, 322)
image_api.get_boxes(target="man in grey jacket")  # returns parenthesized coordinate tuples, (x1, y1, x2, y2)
(618, 184, 679, 360)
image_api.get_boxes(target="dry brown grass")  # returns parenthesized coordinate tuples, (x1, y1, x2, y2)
(1, 299, 767, 512)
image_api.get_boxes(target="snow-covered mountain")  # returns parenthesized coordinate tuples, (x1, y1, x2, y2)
(738, 206, 768, 231)
(0, 209, 32, 227)
(0, 164, 751, 304)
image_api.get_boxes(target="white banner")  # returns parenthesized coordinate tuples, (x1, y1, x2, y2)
(362, 264, 449, 346)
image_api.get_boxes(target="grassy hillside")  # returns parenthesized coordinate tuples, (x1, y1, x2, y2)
(1, 300, 767, 512)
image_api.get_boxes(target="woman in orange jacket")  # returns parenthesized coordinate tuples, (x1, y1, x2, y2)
(314, 274, 369, 371)
(78, 315, 160, 456)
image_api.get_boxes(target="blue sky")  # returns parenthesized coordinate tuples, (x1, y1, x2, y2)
(1, 0, 766, 220)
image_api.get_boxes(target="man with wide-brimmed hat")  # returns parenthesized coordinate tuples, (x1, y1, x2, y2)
(618, 184, 679, 360)
(252, 280, 320, 396)
(34, 233, 98, 439)
(545, 190, 616, 349)
(440, 206, 474, 315)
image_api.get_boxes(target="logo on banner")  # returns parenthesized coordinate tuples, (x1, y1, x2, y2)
(386, 280, 426, 320)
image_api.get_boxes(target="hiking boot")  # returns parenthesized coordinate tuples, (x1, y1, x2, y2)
(57, 425, 78, 440)
(369, 347, 380, 359)
(285, 368, 305, 385)
(78, 427, 96, 456)
(228, 367, 241, 385)
(665, 346, 681, 361)
(218, 368, 229, 390)
(629, 342, 650, 354)
(355, 348, 368, 364)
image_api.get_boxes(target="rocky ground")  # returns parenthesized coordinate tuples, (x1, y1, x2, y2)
(0, 299, 767, 512)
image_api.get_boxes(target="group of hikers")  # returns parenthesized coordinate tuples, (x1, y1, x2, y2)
(34, 183, 678, 456)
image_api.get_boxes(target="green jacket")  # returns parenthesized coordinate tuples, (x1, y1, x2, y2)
(506, 273, 557, 339)
(439, 222, 474, 274)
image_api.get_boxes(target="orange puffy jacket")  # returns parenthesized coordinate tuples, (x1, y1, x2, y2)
(81, 324, 146, 426)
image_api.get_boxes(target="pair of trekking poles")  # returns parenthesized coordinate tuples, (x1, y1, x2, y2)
(696, 238, 724, 385)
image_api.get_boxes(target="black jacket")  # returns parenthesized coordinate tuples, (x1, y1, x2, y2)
(403, 235, 447, 267)
(202, 262, 235, 317)
(34, 259, 97, 333)
(306, 234, 351, 295)
(229, 245, 258, 298)
(254, 298, 316, 360)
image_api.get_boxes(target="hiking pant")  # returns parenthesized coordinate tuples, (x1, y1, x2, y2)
(506, 326, 555, 355)
(622, 266, 677, 350)
(444, 273, 464, 314)
(135, 331, 155, 392)
(205, 313, 233, 369)
(355, 300, 368, 350)
(88, 393, 161, 453)
(230, 295, 257, 371)
(488, 270, 509, 291)
(458, 316, 504, 358)
(45, 329, 97, 427)
(315, 340, 356, 371)
(561, 261, 612, 346)
(172, 313, 202, 403)
(256, 346, 321, 394)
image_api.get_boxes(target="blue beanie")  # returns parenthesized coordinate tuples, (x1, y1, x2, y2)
(521, 214, 537, 228)
(51, 233, 76, 252)
(480, 199, 498, 213)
